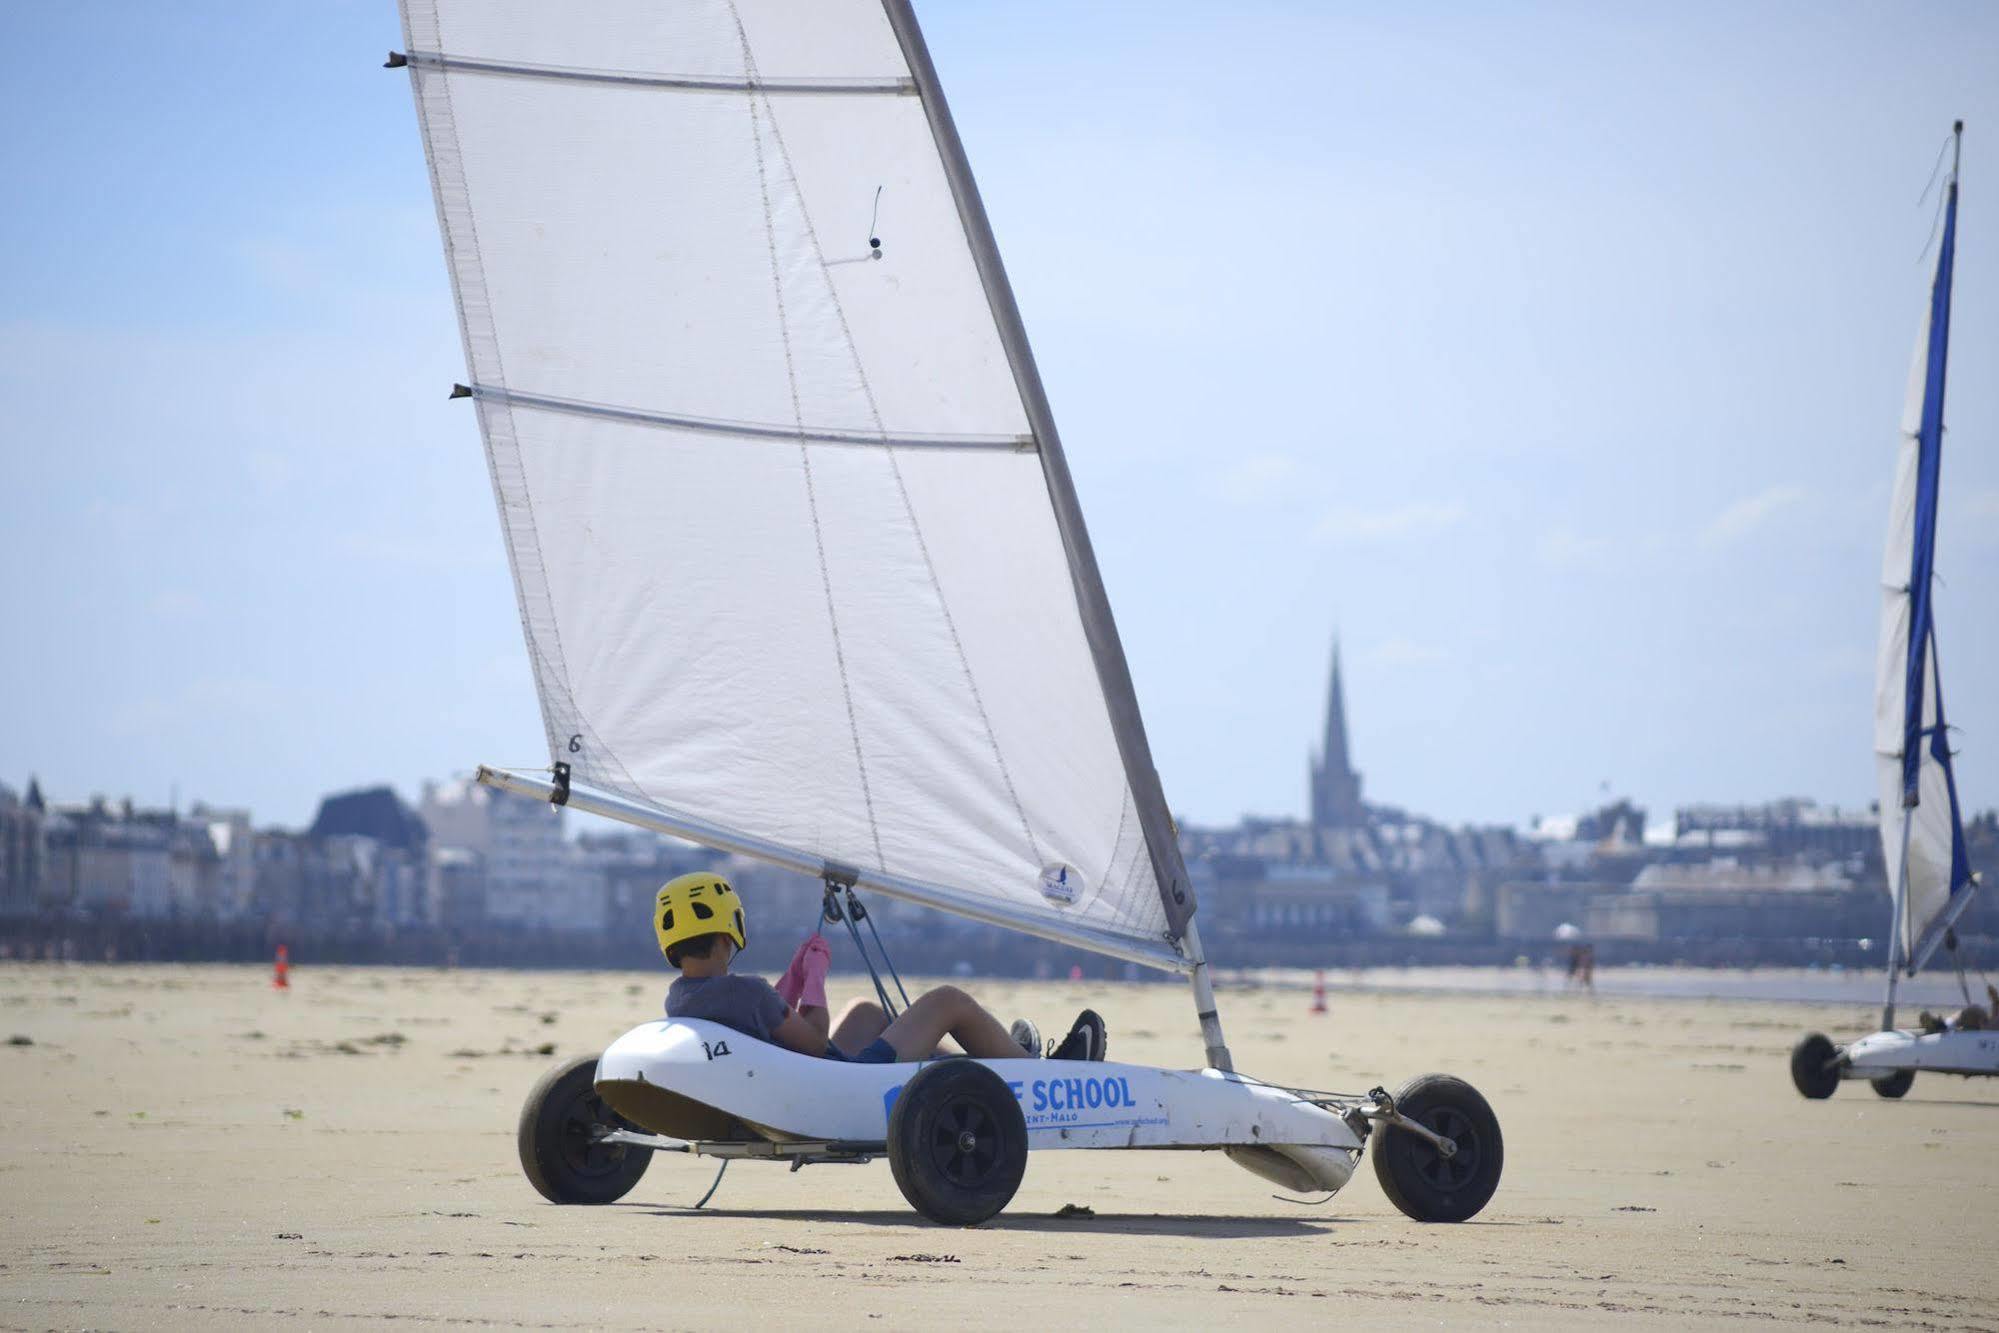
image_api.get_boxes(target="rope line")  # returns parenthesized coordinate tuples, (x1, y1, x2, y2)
(826, 886, 898, 1019)
(859, 894, 913, 1010)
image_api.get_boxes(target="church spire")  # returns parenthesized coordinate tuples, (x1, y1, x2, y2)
(1309, 635, 1364, 829)
(1321, 636, 1351, 778)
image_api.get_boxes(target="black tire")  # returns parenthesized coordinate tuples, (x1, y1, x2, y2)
(1871, 1068, 1915, 1099)
(1790, 1033, 1841, 1100)
(1371, 1074, 1503, 1223)
(518, 1054, 652, 1204)
(886, 1060, 1028, 1226)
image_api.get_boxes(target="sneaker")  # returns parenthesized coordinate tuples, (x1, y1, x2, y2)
(1049, 1009, 1107, 1062)
(1007, 1017, 1042, 1057)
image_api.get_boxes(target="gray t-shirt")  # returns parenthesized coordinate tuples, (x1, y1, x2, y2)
(665, 973, 789, 1045)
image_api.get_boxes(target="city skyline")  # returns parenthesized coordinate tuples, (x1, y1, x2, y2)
(1, 629, 1951, 844)
(4, 3, 1998, 832)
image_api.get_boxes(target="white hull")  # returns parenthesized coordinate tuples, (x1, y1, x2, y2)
(1843, 1027, 1999, 1078)
(597, 1019, 1360, 1191)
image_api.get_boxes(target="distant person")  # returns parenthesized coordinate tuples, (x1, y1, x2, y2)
(1948, 985, 1993, 1031)
(654, 872, 1106, 1064)
(1579, 944, 1596, 993)
(1921, 984, 1997, 1034)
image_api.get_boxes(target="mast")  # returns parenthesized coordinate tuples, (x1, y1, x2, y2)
(1883, 806, 1911, 1031)
(879, 0, 1232, 1070)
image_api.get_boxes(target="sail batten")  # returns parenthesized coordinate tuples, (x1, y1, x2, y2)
(401, 50, 915, 96)
(1874, 142, 1977, 978)
(401, 0, 1190, 964)
(468, 385, 1036, 452)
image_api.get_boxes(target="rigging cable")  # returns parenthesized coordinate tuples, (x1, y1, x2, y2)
(854, 888, 912, 1010)
(1948, 931, 1974, 1008)
(823, 880, 899, 1018)
(1916, 131, 1956, 266)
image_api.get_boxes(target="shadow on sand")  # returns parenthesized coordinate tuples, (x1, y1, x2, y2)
(623, 1205, 1340, 1238)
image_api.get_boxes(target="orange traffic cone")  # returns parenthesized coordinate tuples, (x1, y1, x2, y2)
(1309, 969, 1328, 1015)
(272, 944, 290, 991)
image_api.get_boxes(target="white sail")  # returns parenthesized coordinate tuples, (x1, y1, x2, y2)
(398, 0, 1187, 968)
(1873, 165, 1975, 975)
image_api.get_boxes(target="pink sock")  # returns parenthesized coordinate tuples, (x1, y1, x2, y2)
(775, 935, 827, 1008)
(797, 935, 831, 1010)
(774, 960, 804, 1008)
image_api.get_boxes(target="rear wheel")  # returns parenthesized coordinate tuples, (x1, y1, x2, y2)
(1789, 1033, 1841, 1100)
(887, 1060, 1027, 1226)
(518, 1053, 652, 1204)
(1371, 1074, 1503, 1223)
(1870, 1068, 1915, 1099)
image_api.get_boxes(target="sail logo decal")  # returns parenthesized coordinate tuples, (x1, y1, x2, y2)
(884, 1074, 1148, 1127)
(1029, 1074, 1135, 1113)
(1038, 863, 1081, 906)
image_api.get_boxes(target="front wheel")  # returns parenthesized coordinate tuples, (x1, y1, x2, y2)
(1371, 1074, 1503, 1223)
(1790, 1033, 1841, 1100)
(1871, 1068, 1915, 1099)
(518, 1053, 652, 1204)
(887, 1060, 1028, 1226)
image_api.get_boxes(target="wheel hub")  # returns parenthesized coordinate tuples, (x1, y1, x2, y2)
(1411, 1106, 1480, 1190)
(931, 1096, 1002, 1188)
(557, 1088, 629, 1179)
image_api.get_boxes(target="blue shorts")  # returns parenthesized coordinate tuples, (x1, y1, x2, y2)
(824, 1036, 896, 1064)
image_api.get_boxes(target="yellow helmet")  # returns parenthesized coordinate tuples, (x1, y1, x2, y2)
(654, 871, 747, 958)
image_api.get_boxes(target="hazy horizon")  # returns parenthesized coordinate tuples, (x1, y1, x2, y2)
(4, 2, 1997, 834)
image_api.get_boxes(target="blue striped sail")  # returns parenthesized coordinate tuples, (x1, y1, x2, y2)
(1874, 154, 1977, 975)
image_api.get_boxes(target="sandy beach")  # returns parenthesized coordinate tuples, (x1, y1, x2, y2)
(2, 963, 1995, 1330)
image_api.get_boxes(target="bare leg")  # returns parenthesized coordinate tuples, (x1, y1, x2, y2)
(796, 1005, 832, 1041)
(877, 985, 1030, 1061)
(828, 998, 887, 1055)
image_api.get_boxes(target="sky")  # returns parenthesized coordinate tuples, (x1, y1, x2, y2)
(3, 1, 1997, 835)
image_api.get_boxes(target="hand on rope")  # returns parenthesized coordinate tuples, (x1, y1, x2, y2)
(775, 933, 832, 1010)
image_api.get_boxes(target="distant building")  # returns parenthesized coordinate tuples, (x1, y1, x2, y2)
(1, 779, 47, 912)
(1493, 881, 1604, 941)
(1308, 640, 1366, 832)
(1193, 855, 1390, 936)
(310, 786, 428, 854)
(321, 834, 429, 927)
(1673, 799, 1875, 861)
(292, 786, 434, 927)
(252, 830, 320, 924)
(431, 846, 489, 930)
(1588, 886, 1877, 945)
(1576, 799, 1647, 848)
(1179, 633, 1525, 937)
(191, 805, 257, 919)
(573, 830, 697, 936)
(165, 819, 223, 917)
(421, 777, 577, 930)
(43, 799, 173, 917)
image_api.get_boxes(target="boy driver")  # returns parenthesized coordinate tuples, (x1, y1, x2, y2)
(656, 872, 1106, 1064)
